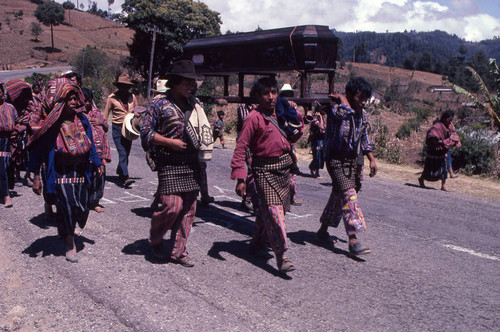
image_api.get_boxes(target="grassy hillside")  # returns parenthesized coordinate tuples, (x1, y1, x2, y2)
(0, 0, 132, 69)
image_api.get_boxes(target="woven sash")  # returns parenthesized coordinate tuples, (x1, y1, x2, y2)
(56, 177, 85, 184)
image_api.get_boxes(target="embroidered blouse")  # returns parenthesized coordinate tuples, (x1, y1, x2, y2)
(0, 102, 19, 136)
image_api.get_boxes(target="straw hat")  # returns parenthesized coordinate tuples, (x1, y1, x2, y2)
(152, 79, 169, 93)
(166, 60, 204, 80)
(280, 83, 293, 92)
(113, 74, 134, 87)
(121, 106, 147, 141)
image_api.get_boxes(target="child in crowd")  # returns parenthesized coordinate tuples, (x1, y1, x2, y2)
(213, 110, 225, 149)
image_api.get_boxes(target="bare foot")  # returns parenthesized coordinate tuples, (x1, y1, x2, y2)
(441, 186, 448, 191)
(4, 196, 13, 208)
(94, 206, 105, 213)
(65, 235, 78, 263)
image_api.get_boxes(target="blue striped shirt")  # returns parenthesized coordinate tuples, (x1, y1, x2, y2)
(325, 104, 372, 160)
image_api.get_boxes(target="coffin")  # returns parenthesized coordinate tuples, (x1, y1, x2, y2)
(182, 25, 338, 75)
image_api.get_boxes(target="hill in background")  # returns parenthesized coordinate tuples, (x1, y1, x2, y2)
(0, 0, 132, 69)
(336, 30, 500, 67)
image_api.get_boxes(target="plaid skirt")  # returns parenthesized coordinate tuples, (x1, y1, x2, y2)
(156, 152, 201, 195)
(326, 158, 357, 192)
(252, 154, 292, 212)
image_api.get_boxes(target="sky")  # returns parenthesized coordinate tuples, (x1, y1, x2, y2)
(72, 0, 500, 42)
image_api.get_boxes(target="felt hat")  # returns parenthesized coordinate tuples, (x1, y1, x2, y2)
(166, 60, 204, 80)
(113, 74, 134, 87)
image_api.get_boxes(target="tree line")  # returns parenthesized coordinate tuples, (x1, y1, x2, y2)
(336, 30, 498, 93)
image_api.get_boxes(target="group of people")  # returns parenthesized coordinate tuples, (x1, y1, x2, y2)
(0, 70, 143, 262)
(0, 61, 380, 273)
(138, 60, 379, 273)
(3, 58, 461, 275)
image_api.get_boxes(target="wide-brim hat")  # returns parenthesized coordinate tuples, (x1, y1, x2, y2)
(121, 113, 140, 141)
(113, 74, 134, 87)
(166, 60, 204, 80)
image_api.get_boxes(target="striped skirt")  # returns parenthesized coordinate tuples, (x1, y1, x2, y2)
(0, 137, 12, 197)
(89, 166, 105, 208)
(54, 165, 89, 238)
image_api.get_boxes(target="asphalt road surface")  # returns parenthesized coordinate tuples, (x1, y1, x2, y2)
(1, 137, 498, 331)
(0, 66, 72, 82)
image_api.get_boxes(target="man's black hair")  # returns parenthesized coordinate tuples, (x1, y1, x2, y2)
(81, 87, 93, 101)
(63, 72, 82, 85)
(250, 77, 278, 97)
(166, 75, 184, 88)
(345, 77, 372, 98)
(440, 110, 455, 122)
(217, 110, 225, 116)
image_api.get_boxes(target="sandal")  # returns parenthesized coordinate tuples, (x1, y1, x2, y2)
(277, 255, 295, 273)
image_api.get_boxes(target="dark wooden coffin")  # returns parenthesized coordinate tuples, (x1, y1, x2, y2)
(182, 25, 338, 75)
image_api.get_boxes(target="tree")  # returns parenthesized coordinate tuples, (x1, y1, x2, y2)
(72, 46, 116, 106)
(34, 1, 65, 50)
(449, 58, 500, 130)
(62, 1, 76, 24)
(122, 0, 221, 78)
(30, 22, 43, 42)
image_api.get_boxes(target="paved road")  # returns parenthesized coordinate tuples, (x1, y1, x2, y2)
(0, 66, 72, 82)
(0, 137, 498, 331)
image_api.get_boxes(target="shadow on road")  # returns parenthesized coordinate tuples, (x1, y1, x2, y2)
(195, 201, 254, 237)
(105, 175, 143, 188)
(122, 238, 178, 265)
(22, 234, 95, 258)
(207, 240, 292, 280)
(288, 230, 366, 262)
(404, 182, 437, 190)
(29, 213, 57, 229)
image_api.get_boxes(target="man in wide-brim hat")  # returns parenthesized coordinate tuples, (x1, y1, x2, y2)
(140, 60, 210, 267)
(103, 73, 137, 188)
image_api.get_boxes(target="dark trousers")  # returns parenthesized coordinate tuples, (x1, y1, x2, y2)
(112, 123, 132, 178)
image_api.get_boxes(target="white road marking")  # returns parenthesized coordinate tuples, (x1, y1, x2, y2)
(115, 192, 149, 203)
(213, 186, 231, 194)
(100, 197, 116, 204)
(442, 244, 499, 261)
(288, 213, 313, 219)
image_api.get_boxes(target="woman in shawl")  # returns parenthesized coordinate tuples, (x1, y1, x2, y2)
(82, 87, 111, 213)
(0, 82, 19, 207)
(4, 79, 33, 186)
(28, 80, 103, 263)
(418, 110, 461, 191)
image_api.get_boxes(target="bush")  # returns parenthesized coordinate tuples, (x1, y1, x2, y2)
(396, 117, 423, 139)
(371, 118, 403, 164)
(224, 119, 237, 134)
(24, 72, 53, 86)
(451, 128, 498, 176)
